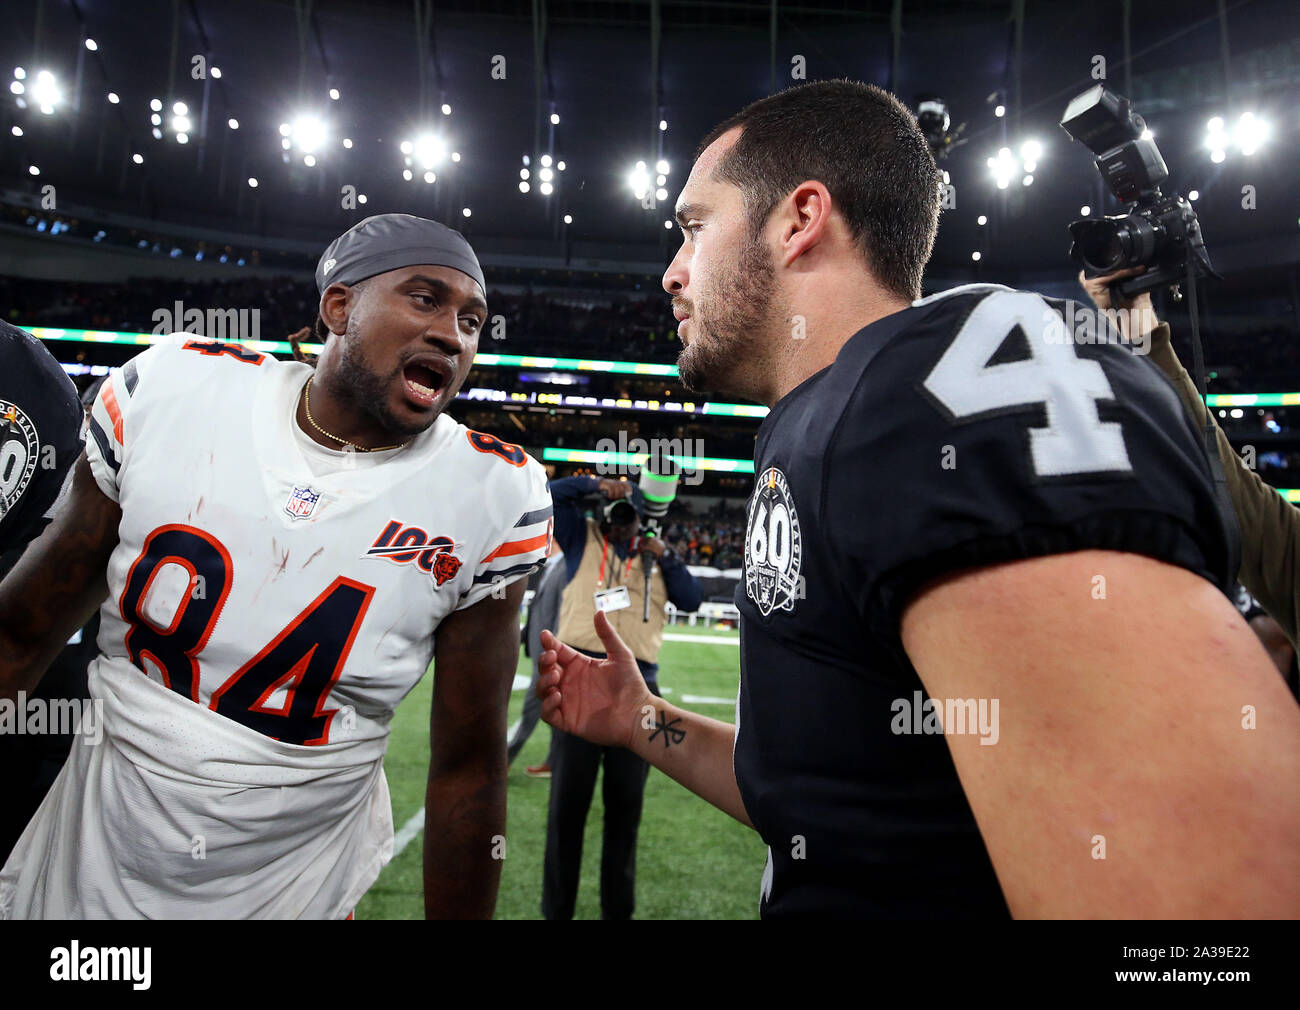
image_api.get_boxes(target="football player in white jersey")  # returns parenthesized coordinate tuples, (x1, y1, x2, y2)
(0, 214, 553, 919)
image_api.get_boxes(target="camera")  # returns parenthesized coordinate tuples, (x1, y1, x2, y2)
(1060, 85, 1218, 297)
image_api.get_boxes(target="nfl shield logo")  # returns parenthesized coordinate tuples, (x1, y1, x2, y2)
(285, 485, 321, 520)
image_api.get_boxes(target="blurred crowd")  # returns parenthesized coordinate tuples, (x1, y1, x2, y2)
(0, 273, 680, 363)
(660, 500, 749, 570)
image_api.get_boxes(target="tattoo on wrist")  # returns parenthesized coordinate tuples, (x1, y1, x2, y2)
(648, 710, 686, 748)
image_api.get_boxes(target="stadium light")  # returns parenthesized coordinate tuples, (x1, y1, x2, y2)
(988, 147, 1017, 189)
(84, 38, 98, 51)
(342, 137, 352, 148)
(358, 194, 367, 204)
(540, 181, 553, 195)
(10, 126, 21, 136)
(173, 101, 187, 116)
(28, 165, 40, 176)
(1080, 204, 1091, 215)
(228, 118, 239, 130)
(329, 87, 340, 101)
(541, 154, 552, 168)
(664, 220, 673, 229)
(1235, 112, 1268, 156)
(977, 214, 987, 225)
(32, 70, 61, 114)
(564, 214, 573, 224)
(402, 168, 413, 181)
(994, 104, 1005, 118)
(210, 67, 222, 79)
(557, 160, 565, 171)
(150, 98, 162, 112)
(629, 161, 651, 201)
(247, 177, 258, 187)
(451, 151, 461, 162)
(971, 251, 981, 261)
(407, 133, 446, 170)
(132, 153, 143, 164)
(659, 119, 668, 131)
(550, 112, 560, 125)
(441, 103, 452, 115)
(519, 181, 530, 193)
(291, 114, 328, 154)
(151, 114, 162, 126)
(176, 132, 189, 144)
(1188, 190, 1199, 202)
(13, 67, 25, 80)
(423, 170, 435, 184)
(304, 154, 317, 167)
(107, 92, 119, 103)
(462, 207, 471, 217)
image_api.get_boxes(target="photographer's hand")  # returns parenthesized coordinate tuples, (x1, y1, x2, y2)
(1078, 266, 1160, 342)
(598, 478, 632, 500)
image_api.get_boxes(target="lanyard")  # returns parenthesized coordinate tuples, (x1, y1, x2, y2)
(597, 537, 635, 588)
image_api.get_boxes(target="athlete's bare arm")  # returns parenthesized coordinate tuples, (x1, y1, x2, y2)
(902, 549, 1300, 918)
(422, 576, 528, 918)
(537, 611, 753, 828)
(0, 452, 120, 702)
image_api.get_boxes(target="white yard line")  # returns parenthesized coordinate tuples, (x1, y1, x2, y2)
(680, 694, 736, 705)
(662, 632, 739, 645)
(392, 806, 426, 858)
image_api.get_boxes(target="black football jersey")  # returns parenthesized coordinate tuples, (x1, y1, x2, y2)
(0, 320, 84, 553)
(733, 283, 1236, 918)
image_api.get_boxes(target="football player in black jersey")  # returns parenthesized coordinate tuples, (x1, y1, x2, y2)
(539, 79, 1300, 918)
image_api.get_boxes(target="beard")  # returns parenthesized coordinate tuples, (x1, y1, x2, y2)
(676, 229, 777, 397)
(325, 314, 432, 439)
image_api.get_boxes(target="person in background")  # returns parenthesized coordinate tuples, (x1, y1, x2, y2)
(541, 473, 702, 920)
(1082, 264, 1300, 701)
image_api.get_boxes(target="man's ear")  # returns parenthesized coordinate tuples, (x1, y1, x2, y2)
(779, 181, 833, 267)
(319, 282, 354, 337)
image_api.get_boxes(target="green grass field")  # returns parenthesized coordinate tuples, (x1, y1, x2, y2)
(356, 622, 766, 919)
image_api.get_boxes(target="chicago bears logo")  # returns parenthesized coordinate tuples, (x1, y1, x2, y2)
(744, 467, 803, 617)
(366, 520, 463, 586)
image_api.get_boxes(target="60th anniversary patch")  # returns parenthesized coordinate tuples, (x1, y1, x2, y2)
(744, 466, 803, 617)
(0, 400, 40, 519)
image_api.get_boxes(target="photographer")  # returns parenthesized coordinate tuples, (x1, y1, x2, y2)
(1083, 265, 1300, 681)
(541, 473, 702, 919)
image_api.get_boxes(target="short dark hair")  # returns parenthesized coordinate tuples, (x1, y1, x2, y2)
(694, 79, 941, 302)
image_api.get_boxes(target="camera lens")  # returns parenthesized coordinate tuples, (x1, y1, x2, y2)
(1079, 224, 1126, 271)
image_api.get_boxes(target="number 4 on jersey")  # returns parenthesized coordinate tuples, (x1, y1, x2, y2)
(922, 291, 1132, 477)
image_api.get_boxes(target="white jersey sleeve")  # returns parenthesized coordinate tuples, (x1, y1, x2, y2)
(85, 337, 271, 502)
(454, 433, 553, 611)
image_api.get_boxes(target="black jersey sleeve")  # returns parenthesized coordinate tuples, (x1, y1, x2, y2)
(0, 321, 84, 554)
(822, 287, 1237, 651)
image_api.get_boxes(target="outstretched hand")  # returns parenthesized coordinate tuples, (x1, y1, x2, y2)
(537, 610, 652, 750)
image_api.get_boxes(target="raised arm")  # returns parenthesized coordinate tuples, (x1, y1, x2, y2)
(0, 452, 120, 702)
(423, 575, 527, 918)
(1082, 266, 1300, 647)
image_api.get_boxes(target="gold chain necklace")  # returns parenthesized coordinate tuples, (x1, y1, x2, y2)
(301, 376, 409, 453)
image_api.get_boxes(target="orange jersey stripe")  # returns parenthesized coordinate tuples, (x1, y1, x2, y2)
(480, 531, 549, 564)
(101, 377, 125, 446)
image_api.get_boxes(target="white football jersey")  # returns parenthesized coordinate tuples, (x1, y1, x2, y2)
(0, 337, 552, 919)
